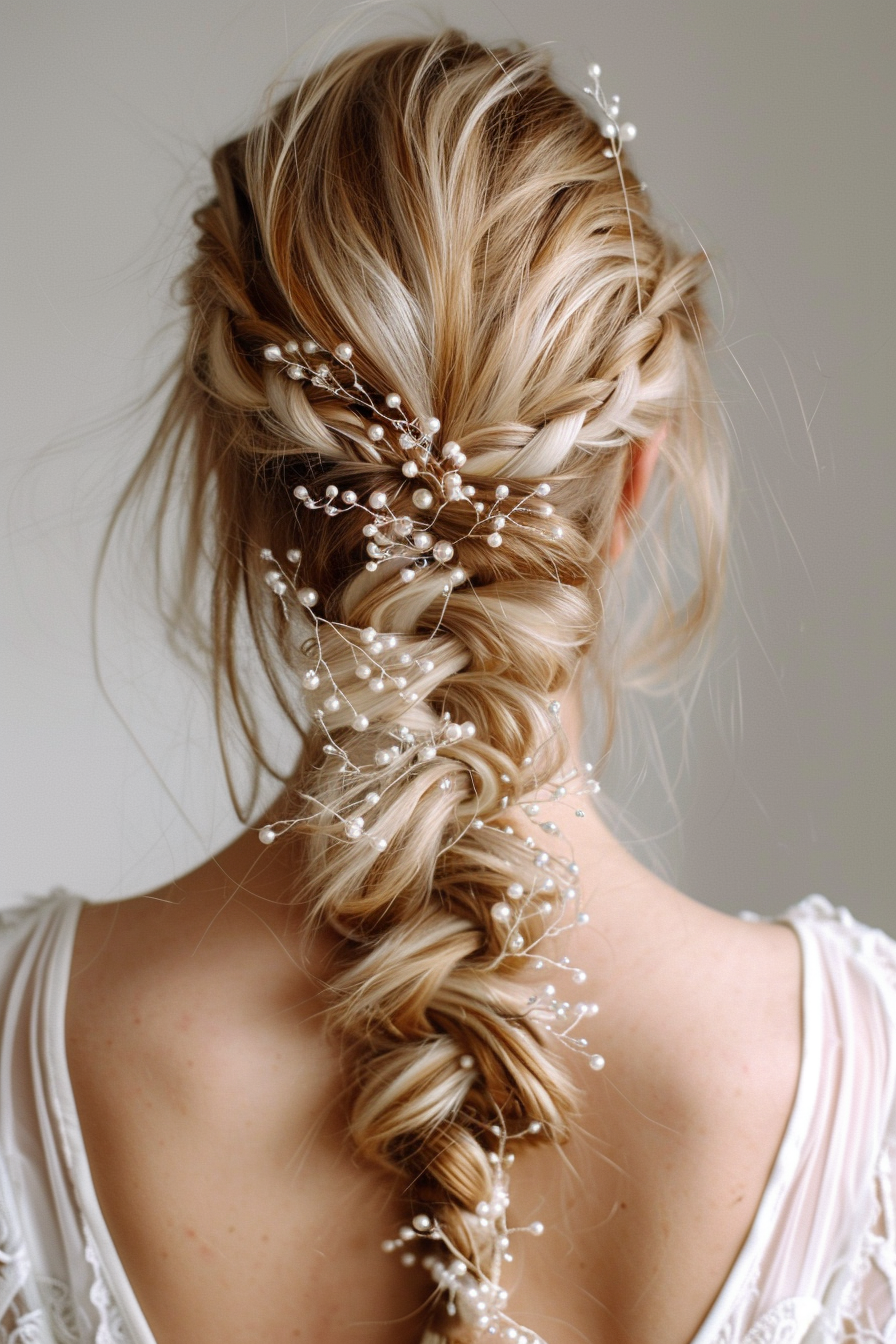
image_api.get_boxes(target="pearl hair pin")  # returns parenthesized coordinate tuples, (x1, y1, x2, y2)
(582, 61, 643, 315)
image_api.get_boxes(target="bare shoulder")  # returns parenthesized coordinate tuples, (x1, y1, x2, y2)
(593, 896, 804, 1171)
(528, 894, 804, 1343)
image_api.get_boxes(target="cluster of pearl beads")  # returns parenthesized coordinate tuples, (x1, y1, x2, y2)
(258, 549, 479, 850)
(291, 475, 561, 592)
(262, 335, 443, 467)
(383, 1124, 550, 1344)
(582, 60, 643, 316)
(262, 331, 563, 584)
(583, 62, 637, 155)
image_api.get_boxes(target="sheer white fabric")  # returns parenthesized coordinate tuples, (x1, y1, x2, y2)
(1, 890, 894, 1344)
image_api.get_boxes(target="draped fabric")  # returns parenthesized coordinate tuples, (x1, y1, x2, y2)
(1, 891, 895, 1344)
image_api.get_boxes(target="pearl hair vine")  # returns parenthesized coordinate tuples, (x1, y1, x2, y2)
(383, 1115, 550, 1343)
(256, 549, 606, 1343)
(261, 336, 564, 587)
(250, 61, 641, 1342)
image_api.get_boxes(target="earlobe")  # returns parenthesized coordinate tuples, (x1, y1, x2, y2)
(608, 424, 666, 562)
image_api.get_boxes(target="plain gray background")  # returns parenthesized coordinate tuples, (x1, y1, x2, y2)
(2, 0, 894, 928)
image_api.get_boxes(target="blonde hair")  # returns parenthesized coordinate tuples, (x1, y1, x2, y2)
(125, 29, 727, 1340)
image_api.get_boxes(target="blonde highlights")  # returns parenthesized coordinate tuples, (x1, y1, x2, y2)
(128, 29, 727, 1341)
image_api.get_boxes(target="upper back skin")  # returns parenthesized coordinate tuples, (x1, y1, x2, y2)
(65, 824, 802, 1344)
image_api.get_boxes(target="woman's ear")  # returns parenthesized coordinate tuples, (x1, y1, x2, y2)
(608, 424, 666, 562)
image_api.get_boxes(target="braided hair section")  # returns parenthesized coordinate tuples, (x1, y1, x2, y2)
(127, 30, 727, 1344)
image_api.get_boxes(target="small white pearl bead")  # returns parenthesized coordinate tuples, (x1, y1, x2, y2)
(486, 532, 502, 548)
(459, 1054, 475, 1070)
(441, 440, 462, 459)
(285, 548, 301, 563)
(412, 488, 434, 509)
(352, 714, 369, 731)
(535, 482, 551, 496)
(385, 392, 402, 408)
(492, 903, 512, 923)
(323, 695, 340, 712)
(449, 567, 466, 586)
(369, 490, 388, 509)
(334, 342, 353, 360)
(432, 540, 455, 563)
(263, 344, 282, 361)
(259, 826, 277, 844)
(366, 424, 385, 443)
(399, 567, 415, 583)
(495, 484, 510, 499)
(422, 415, 441, 435)
(296, 587, 318, 607)
(444, 723, 462, 742)
(293, 485, 309, 500)
(589, 1054, 606, 1071)
(401, 460, 419, 477)
(301, 339, 318, 354)
(302, 670, 320, 690)
(418, 658, 434, 673)
(412, 532, 434, 551)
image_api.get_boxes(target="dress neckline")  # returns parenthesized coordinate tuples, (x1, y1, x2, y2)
(47, 894, 157, 1344)
(47, 893, 820, 1344)
(688, 906, 821, 1343)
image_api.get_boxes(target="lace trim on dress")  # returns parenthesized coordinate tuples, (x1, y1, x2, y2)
(1, 1161, 82, 1344)
(706, 899, 896, 1344)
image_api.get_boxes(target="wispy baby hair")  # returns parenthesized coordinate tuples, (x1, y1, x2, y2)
(123, 28, 727, 1342)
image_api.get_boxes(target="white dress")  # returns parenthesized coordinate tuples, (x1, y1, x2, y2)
(1, 890, 894, 1344)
